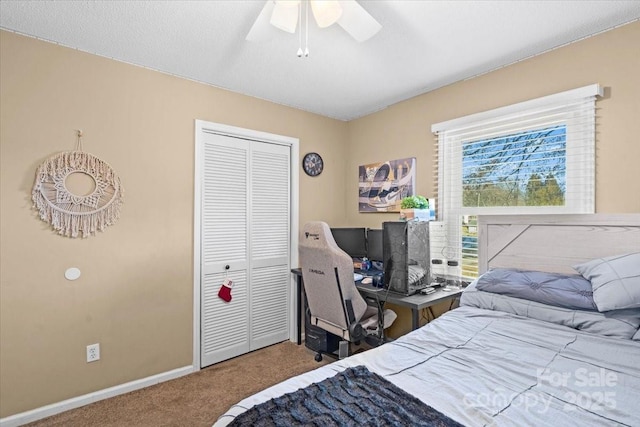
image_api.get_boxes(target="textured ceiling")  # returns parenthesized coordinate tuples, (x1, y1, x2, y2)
(1, 1, 639, 121)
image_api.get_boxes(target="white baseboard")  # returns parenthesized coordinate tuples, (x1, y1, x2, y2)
(0, 365, 195, 427)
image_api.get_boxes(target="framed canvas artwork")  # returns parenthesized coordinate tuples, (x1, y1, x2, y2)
(358, 157, 416, 212)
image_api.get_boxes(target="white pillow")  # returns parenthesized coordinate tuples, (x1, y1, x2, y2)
(574, 252, 640, 312)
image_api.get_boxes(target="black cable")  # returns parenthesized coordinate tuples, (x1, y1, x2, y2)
(334, 267, 351, 333)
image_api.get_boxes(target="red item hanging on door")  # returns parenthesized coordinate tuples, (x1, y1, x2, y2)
(218, 278, 233, 302)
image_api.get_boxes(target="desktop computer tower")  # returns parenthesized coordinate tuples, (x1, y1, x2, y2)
(383, 221, 431, 295)
(304, 309, 340, 355)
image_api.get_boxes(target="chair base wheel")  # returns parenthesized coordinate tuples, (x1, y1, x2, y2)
(314, 353, 323, 362)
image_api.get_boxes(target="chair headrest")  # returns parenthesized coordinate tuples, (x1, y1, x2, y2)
(301, 221, 341, 252)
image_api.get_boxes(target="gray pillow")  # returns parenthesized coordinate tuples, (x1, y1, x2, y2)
(574, 252, 640, 312)
(475, 268, 597, 311)
(462, 281, 640, 339)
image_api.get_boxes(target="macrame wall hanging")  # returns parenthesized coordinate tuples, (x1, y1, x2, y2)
(32, 130, 124, 238)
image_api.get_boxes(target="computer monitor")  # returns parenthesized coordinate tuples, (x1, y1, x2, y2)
(366, 229, 384, 262)
(330, 227, 367, 258)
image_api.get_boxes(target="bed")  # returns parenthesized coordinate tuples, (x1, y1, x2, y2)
(214, 214, 640, 426)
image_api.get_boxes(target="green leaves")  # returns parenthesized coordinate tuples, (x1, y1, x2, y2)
(400, 195, 429, 209)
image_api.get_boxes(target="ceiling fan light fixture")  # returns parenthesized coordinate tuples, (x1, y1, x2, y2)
(246, 0, 381, 47)
(270, 1, 301, 33)
(310, 0, 343, 28)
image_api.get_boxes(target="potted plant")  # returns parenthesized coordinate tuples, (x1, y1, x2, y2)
(400, 195, 431, 221)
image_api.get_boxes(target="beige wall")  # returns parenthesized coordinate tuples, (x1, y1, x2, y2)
(347, 21, 640, 337)
(0, 30, 348, 418)
(1, 21, 639, 419)
(346, 21, 640, 233)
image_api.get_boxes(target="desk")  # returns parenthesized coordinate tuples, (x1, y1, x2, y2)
(291, 268, 463, 343)
(356, 283, 463, 331)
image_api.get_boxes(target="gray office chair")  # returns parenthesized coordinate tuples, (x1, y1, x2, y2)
(299, 221, 396, 361)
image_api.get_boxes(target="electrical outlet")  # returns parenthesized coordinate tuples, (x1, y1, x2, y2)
(86, 343, 100, 362)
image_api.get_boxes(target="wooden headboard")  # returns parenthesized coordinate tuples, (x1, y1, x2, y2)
(478, 214, 640, 274)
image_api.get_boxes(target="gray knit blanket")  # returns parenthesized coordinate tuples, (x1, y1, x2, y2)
(228, 365, 463, 426)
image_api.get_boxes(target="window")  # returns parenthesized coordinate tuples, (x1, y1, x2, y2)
(462, 125, 567, 208)
(432, 84, 602, 279)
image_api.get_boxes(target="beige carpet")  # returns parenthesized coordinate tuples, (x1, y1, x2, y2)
(25, 341, 329, 427)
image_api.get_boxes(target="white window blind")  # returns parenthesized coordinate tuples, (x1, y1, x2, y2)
(432, 84, 602, 278)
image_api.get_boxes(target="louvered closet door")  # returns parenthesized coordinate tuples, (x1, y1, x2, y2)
(200, 132, 290, 367)
(250, 143, 290, 349)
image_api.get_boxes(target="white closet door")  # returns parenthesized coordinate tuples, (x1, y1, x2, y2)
(250, 143, 290, 349)
(200, 131, 290, 367)
(201, 134, 250, 367)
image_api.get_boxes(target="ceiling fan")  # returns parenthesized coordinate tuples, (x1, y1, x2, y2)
(246, 0, 382, 57)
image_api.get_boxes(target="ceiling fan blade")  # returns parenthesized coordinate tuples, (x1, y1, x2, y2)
(270, 1, 300, 33)
(337, 0, 381, 42)
(246, 1, 276, 42)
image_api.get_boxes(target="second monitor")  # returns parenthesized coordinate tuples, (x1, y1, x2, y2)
(366, 228, 384, 262)
(330, 227, 367, 259)
(330, 227, 383, 264)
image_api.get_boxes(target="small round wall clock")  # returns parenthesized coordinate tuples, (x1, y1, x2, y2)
(302, 152, 324, 177)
